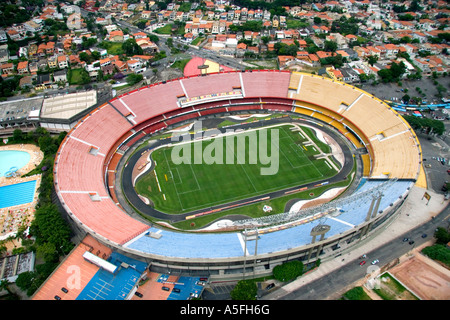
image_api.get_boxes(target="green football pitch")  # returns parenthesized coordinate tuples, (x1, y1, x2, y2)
(135, 124, 339, 214)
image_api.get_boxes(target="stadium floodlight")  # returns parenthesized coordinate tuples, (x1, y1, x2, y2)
(232, 178, 398, 229)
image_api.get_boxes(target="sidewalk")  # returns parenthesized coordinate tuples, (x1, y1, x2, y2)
(263, 184, 448, 300)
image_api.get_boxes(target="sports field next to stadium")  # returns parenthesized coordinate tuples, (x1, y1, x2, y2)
(135, 123, 339, 214)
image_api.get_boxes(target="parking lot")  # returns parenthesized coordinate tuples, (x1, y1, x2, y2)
(418, 127, 450, 195)
(360, 77, 449, 104)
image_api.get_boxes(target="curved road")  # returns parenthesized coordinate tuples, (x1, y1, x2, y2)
(265, 204, 449, 300)
(119, 115, 357, 223)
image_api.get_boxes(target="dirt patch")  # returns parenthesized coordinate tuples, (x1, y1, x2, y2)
(388, 254, 450, 300)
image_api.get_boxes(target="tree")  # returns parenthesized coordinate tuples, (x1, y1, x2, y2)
(273, 260, 304, 282)
(324, 40, 337, 52)
(403, 115, 445, 136)
(30, 203, 73, 255)
(126, 73, 143, 85)
(230, 280, 257, 300)
(377, 62, 406, 83)
(434, 227, 450, 245)
(122, 39, 143, 56)
(367, 55, 378, 66)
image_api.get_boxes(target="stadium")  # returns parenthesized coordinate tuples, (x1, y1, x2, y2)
(54, 70, 423, 279)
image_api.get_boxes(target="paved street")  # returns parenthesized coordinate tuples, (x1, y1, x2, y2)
(262, 182, 449, 300)
(260, 132, 450, 300)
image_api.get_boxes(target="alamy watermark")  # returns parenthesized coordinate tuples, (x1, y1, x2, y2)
(170, 121, 280, 175)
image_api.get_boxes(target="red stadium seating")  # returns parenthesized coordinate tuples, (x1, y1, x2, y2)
(54, 71, 421, 247)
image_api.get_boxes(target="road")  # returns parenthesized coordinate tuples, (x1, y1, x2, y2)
(259, 133, 450, 300)
(264, 204, 449, 300)
(81, 8, 249, 76)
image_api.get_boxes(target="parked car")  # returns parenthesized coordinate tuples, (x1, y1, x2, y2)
(266, 283, 275, 290)
(135, 291, 143, 298)
(371, 259, 379, 265)
(359, 260, 366, 266)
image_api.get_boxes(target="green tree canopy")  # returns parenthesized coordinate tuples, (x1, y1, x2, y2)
(403, 115, 445, 135)
(122, 38, 143, 56)
(230, 279, 257, 300)
(377, 62, 406, 83)
(273, 260, 304, 282)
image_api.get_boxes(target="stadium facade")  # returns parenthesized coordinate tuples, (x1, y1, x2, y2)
(53, 71, 422, 279)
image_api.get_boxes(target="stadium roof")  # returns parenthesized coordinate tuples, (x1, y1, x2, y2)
(40, 90, 97, 120)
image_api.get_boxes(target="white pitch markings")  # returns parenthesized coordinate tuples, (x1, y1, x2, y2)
(154, 169, 162, 192)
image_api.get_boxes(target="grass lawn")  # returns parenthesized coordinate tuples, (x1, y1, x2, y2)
(154, 24, 173, 34)
(373, 273, 420, 300)
(170, 58, 191, 72)
(99, 41, 124, 55)
(135, 124, 338, 214)
(68, 68, 88, 85)
(191, 37, 205, 46)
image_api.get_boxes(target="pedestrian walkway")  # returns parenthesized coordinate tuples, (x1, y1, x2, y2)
(263, 184, 448, 300)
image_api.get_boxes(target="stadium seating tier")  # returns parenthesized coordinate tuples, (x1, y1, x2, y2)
(54, 70, 421, 252)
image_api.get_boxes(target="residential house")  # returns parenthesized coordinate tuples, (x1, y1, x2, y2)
(37, 58, 48, 71)
(136, 38, 158, 54)
(101, 63, 115, 76)
(69, 55, 82, 67)
(0, 45, 9, 63)
(19, 75, 33, 89)
(0, 63, 14, 75)
(236, 42, 247, 57)
(57, 55, 68, 69)
(67, 13, 83, 30)
(37, 42, 55, 56)
(99, 57, 111, 67)
(0, 30, 8, 43)
(28, 43, 38, 58)
(17, 61, 29, 74)
(339, 67, 360, 83)
(47, 55, 58, 69)
(114, 59, 128, 73)
(183, 32, 194, 43)
(35, 73, 52, 90)
(308, 54, 320, 67)
(127, 59, 142, 72)
(108, 30, 124, 42)
(29, 61, 38, 74)
(53, 69, 68, 84)
(278, 55, 295, 68)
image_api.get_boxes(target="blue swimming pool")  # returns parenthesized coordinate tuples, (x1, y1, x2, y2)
(0, 150, 31, 177)
(0, 180, 37, 209)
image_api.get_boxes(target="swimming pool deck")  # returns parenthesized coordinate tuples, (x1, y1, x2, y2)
(0, 144, 43, 186)
(0, 144, 43, 242)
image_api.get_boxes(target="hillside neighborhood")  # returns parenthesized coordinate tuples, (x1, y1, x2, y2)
(0, 0, 448, 104)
